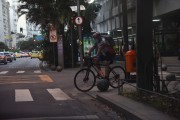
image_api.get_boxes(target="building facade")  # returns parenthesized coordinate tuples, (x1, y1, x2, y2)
(94, 0, 180, 56)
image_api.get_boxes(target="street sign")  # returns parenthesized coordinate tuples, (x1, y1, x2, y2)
(49, 24, 57, 42)
(75, 16, 83, 25)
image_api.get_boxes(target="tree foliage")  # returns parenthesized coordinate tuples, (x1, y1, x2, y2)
(17, 0, 101, 67)
(0, 42, 9, 51)
(17, 38, 42, 51)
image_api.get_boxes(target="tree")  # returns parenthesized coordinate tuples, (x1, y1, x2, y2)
(17, 0, 101, 67)
(0, 42, 8, 51)
(17, 38, 42, 51)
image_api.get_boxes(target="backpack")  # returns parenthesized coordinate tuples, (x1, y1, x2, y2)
(104, 36, 115, 48)
(103, 36, 116, 57)
(100, 36, 116, 58)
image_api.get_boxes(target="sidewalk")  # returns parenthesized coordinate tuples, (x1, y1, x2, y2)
(40, 58, 179, 120)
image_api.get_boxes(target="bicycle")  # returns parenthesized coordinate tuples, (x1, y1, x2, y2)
(74, 56, 126, 92)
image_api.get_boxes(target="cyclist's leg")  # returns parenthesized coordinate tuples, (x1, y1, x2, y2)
(93, 55, 105, 77)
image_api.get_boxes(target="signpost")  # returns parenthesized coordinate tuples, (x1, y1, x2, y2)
(49, 24, 57, 43)
(77, 0, 83, 67)
(49, 24, 57, 66)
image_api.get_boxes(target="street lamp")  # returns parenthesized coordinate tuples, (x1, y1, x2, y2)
(85, 0, 94, 4)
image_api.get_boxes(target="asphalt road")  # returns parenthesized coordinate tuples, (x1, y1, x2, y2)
(0, 57, 122, 120)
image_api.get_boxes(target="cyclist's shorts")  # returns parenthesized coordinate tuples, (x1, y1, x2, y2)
(98, 54, 113, 63)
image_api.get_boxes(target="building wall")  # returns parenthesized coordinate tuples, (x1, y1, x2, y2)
(0, 0, 4, 43)
(95, 0, 180, 34)
(2, 0, 11, 47)
(153, 0, 180, 16)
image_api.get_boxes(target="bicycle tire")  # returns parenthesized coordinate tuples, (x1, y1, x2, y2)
(108, 66, 126, 88)
(74, 68, 96, 92)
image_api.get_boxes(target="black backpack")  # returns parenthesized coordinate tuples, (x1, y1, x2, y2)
(104, 36, 115, 48)
(103, 36, 116, 57)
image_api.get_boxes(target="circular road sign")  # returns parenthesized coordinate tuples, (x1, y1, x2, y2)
(75, 16, 83, 25)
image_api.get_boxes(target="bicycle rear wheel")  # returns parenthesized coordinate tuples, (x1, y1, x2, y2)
(108, 66, 126, 88)
(74, 68, 96, 92)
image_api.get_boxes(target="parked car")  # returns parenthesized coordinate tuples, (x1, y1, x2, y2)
(21, 52, 29, 57)
(9, 52, 16, 60)
(0, 52, 7, 64)
(15, 52, 21, 58)
(4, 52, 13, 62)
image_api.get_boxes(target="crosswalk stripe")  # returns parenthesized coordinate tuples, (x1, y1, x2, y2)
(15, 89, 33, 102)
(34, 70, 41, 73)
(16, 71, 25, 73)
(0, 71, 8, 74)
(47, 88, 72, 100)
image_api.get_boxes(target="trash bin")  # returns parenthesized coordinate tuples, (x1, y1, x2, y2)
(125, 50, 136, 72)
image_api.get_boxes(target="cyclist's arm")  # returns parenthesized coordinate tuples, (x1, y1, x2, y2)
(88, 45, 97, 56)
(96, 45, 104, 56)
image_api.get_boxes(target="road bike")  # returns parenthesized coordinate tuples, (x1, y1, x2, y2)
(74, 56, 126, 92)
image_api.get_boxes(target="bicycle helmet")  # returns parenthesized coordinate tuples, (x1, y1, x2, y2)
(92, 32, 101, 39)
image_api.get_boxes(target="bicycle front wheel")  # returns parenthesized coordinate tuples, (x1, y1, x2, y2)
(108, 66, 126, 88)
(74, 68, 96, 92)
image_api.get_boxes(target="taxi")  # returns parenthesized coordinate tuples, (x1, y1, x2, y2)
(30, 51, 39, 59)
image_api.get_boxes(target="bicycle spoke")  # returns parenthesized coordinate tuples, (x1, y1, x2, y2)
(108, 66, 125, 88)
(74, 69, 96, 92)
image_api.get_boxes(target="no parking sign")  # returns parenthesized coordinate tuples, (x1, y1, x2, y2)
(49, 24, 57, 42)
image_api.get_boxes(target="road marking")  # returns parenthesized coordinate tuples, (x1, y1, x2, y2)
(9, 115, 99, 120)
(0, 71, 8, 74)
(16, 71, 25, 73)
(34, 70, 41, 73)
(15, 89, 33, 102)
(38, 75, 53, 82)
(0, 75, 53, 84)
(47, 88, 72, 100)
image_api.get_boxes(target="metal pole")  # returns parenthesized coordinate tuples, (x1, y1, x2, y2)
(71, 26, 74, 68)
(77, 0, 83, 67)
(53, 42, 55, 65)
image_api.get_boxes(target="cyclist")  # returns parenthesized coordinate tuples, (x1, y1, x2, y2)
(88, 32, 115, 77)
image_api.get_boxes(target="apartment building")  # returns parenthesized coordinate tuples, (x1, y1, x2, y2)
(8, 0, 18, 49)
(0, 0, 4, 44)
(0, 0, 11, 48)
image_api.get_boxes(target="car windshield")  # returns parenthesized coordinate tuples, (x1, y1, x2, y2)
(4, 53, 9, 55)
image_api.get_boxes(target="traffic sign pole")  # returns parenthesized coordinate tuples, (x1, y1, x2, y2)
(77, 0, 83, 67)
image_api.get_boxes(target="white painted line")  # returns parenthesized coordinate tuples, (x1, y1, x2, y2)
(0, 71, 8, 74)
(15, 89, 33, 102)
(47, 88, 72, 100)
(11, 115, 99, 120)
(16, 71, 25, 73)
(34, 70, 41, 73)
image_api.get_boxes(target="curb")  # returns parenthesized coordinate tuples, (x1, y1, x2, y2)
(96, 94, 178, 120)
(96, 94, 142, 120)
